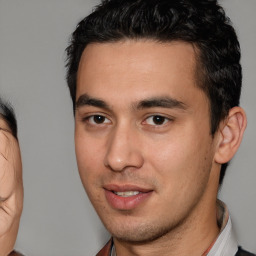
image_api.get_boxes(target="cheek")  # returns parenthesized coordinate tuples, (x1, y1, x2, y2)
(147, 135, 214, 218)
(75, 133, 105, 188)
(146, 129, 213, 187)
(75, 137, 106, 209)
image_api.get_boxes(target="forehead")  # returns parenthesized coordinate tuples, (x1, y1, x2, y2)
(76, 40, 204, 106)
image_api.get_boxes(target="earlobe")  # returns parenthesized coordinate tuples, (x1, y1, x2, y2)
(214, 107, 247, 164)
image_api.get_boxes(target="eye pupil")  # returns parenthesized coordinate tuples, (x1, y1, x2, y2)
(93, 115, 105, 124)
(153, 116, 165, 125)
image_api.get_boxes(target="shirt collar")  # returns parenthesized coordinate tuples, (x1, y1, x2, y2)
(111, 200, 238, 256)
(207, 200, 238, 256)
(111, 243, 116, 256)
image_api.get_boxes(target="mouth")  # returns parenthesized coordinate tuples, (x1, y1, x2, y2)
(104, 184, 153, 210)
(113, 191, 141, 197)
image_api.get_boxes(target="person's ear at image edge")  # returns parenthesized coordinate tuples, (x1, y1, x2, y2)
(214, 106, 247, 166)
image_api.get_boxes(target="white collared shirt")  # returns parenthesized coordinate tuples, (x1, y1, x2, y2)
(207, 200, 238, 256)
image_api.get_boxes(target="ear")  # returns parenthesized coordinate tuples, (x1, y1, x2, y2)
(214, 107, 247, 164)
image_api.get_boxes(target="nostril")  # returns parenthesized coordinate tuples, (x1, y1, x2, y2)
(104, 156, 127, 172)
(104, 128, 144, 171)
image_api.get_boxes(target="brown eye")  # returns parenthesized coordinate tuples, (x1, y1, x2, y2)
(152, 116, 166, 125)
(93, 115, 105, 124)
(88, 115, 111, 125)
(145, 115, 169, 126)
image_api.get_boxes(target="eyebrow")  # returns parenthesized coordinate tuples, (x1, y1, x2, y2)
(136, 97, 187, 110)
(76, 94, 111, 110)
(76, 94, 187, 112)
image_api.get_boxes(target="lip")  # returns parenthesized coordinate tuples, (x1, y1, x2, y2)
(104, 184, 153, 211)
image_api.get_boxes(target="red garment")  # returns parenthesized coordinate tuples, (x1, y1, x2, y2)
(96, 240, 112, 256)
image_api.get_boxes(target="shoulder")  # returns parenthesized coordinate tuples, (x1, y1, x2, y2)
(236, 247, 256, 256)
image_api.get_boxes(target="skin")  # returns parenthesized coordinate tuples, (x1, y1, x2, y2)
(75, 40, 246, 256)
(0, 118, 23, 256)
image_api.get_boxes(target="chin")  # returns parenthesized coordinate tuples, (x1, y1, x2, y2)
(106, 219, 178, 244)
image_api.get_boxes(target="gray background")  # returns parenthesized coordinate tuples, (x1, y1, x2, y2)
(0, 0, 255, 255)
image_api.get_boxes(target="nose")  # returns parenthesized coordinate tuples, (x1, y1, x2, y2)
(103, 125, 144, 172)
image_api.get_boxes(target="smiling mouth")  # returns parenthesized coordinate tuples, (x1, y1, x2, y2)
(105, 188, 153, 210)
(113, 191, 140, 197)
(104, 184, 153, 210)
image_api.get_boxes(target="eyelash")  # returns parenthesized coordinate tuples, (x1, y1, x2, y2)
(143, 115, 171, 126)
(83, 115, 111, 125)
(82, 114, 172, 127)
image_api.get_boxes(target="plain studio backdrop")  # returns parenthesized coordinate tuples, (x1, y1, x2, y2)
(0, 0, 255, 255)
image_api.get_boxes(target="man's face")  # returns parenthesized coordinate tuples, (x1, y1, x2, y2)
(75, 40, 220, 243)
